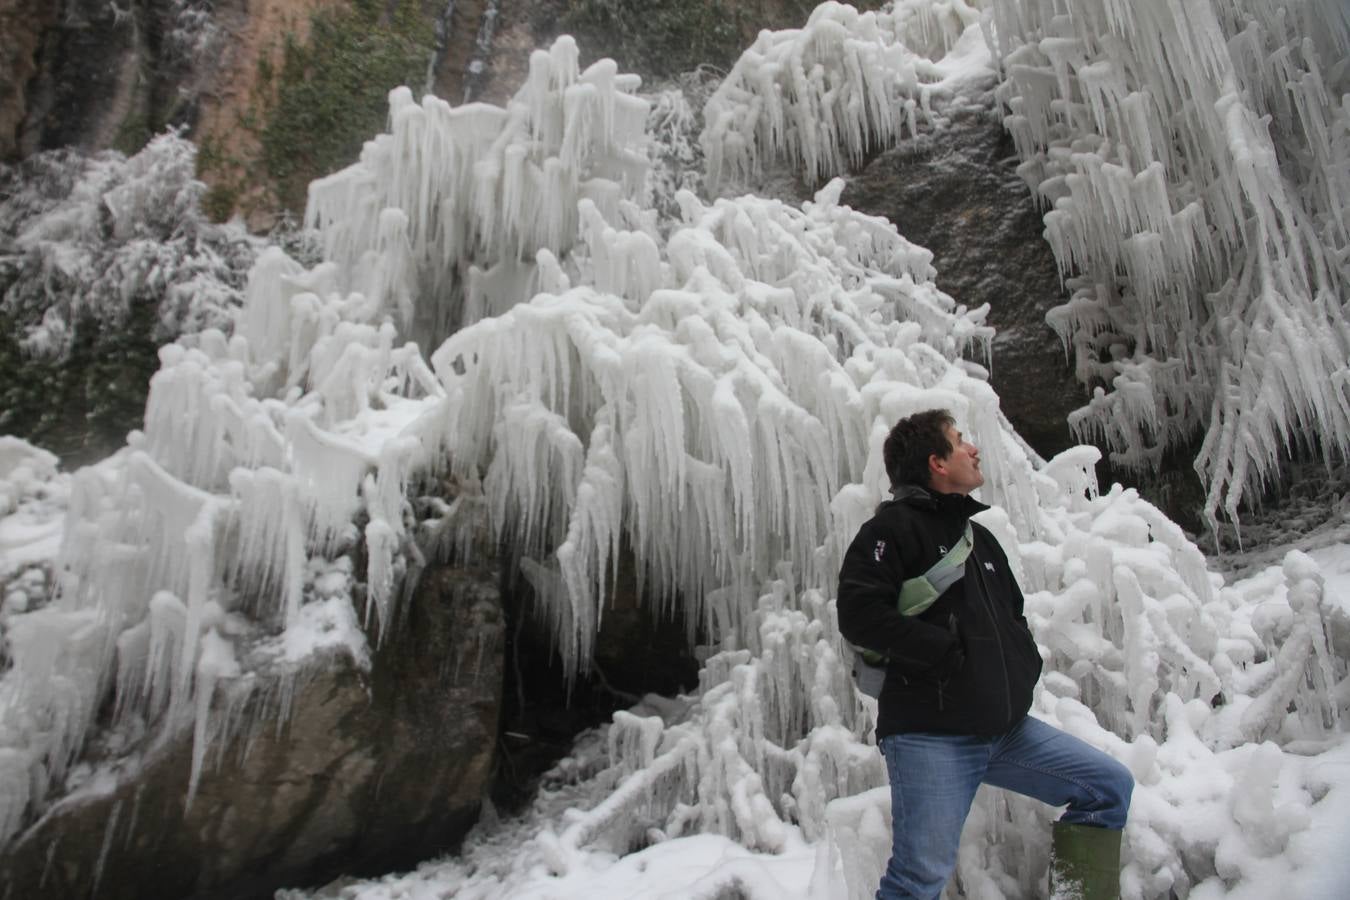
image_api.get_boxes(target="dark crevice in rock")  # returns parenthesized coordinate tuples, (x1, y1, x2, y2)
(491, 547, 699, 813)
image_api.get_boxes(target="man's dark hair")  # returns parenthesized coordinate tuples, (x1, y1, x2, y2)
(883, 409, 956, 487)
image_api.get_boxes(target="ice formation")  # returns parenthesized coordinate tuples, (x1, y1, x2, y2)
(991, 0, 1350, 530)
(702, 0, 994, 189)
(0, 4, 1347, 899)
(700, 0, 1350, 530)
(304, 35, 651, 349)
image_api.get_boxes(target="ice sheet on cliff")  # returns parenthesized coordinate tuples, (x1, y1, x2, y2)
(0, 2, 1347, 898)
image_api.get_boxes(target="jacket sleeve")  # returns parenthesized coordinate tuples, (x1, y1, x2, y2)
(836, 517, 955, 675)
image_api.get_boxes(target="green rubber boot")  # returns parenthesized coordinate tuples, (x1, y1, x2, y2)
(1049, 822, 1123, 900)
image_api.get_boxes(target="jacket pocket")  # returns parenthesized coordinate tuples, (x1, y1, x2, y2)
(1007, 624, 1043, 686)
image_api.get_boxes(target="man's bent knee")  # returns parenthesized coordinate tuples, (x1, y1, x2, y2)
(1098, 755, 1134, 829)
(1066, 752, 1133, 830)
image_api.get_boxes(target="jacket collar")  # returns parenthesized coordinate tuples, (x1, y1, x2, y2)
(888, 482, 988, 519)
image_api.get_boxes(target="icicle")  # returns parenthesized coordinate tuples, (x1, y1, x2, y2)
(303, 36, 649, 354)
(238, 247, 309, 378)
(89, 798, 121, 895)
(286, 411, 375, 554)
(0, 750, 34, 848)
(229, 467, 305, 625)
(186, 628, 241, 808)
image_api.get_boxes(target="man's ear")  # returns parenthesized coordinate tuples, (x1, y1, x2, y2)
(928, 453, 946, 477)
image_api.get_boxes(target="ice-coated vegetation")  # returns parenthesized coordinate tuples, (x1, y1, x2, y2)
(0, 2, 1347, 898)
(0, 133, 260, 359)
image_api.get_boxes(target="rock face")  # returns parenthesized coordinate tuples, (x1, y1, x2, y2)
(3, 0, 206, 159)
(842, 99, 1082, 459)
(0, 0, 59, 160)
(0, 564, 504, 900)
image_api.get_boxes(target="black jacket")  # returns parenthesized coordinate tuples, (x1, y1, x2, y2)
(836, 484, 1042, 739)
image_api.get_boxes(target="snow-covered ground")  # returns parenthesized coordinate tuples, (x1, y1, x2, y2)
(1309, 545, 1350, 621)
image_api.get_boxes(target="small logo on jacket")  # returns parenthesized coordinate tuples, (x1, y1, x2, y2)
(873, 541, 886, 562)
(984, 561, 996, 573)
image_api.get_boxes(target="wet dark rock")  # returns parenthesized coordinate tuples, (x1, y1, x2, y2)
(0, 0, 61, 160)
(10, 0, 206, 159)
(842, 97, 1083, 459)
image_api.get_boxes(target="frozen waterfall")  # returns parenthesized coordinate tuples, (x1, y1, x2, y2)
(0, 3, 1347, 899)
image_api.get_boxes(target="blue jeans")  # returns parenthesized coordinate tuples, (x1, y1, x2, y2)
(876, 715, 1133, 900)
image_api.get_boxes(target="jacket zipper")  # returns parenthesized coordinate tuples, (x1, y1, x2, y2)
(971, 547, 1013, 723)
(936, 613, 958, 711)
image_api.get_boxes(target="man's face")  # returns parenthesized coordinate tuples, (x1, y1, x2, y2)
(930, 424, 983, 495)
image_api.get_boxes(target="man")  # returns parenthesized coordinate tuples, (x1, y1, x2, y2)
(837, 409, 1133, 900)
